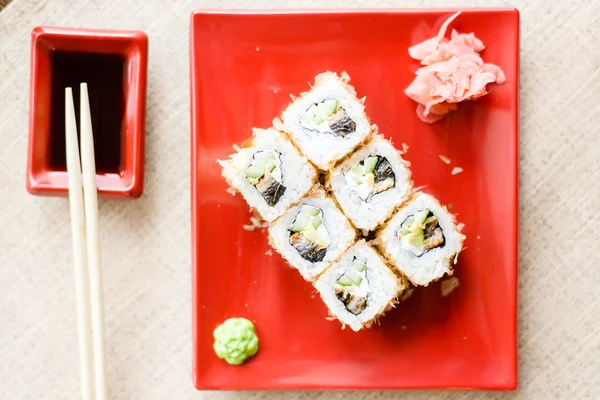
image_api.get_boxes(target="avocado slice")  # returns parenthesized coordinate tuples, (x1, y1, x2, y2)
(350, 165, 366, 183)
(289, 212, 311, 232)
(316, 102, 329, 120)
(363, 156, 378, 173)
(352, 261, 366, 272)
(337, 276, 354, 286)
(311, 215, 323, 229)
(304, 104, 324, 125)
(343, 268, 363, 286)
(302, 205, 320, 217)
(399, 227, 412, 236)
(320, 99, 339, 118)
(246, 166, 264, 180)
(302, 227, 320, 245)
(265, 159, 277, 173)
(301, 225, 328, 248)
(351, 163, 364, 175)
(413, 210, 430, 228)
(405, 228, 425, 249)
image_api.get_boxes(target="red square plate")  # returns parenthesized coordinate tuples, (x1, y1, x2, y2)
(190, 8, 519, 390)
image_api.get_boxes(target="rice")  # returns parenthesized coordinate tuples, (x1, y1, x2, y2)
(439, 155, 451, 164)
(250, 217, 262, 228)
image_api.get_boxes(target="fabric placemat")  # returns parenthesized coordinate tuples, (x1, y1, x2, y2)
(0, 0, 12, 11)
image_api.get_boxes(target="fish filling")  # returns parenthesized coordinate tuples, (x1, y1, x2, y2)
(245, 150, 286, 207)
(346, 156, 395, 201)
(397, 209, 445, 256)
(301, 99, 356, 137)
(334, 258, 368, 315)
(288, 205, 330, 263)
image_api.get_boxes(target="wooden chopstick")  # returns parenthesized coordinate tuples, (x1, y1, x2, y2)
(80, 82, 108, 400)
(65, 83, 108, 400)
(65, 87, 95, 400)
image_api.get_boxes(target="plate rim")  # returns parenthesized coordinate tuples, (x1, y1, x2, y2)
(190, 7, 520, 16)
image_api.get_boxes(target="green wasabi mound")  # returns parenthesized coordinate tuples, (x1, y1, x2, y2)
(213, 318, 259, 365)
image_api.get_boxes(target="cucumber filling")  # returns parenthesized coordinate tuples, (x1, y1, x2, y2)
(301, 99, 356, 137)
(346, 155, 396, 201)
(288, 205, 330, 263)
(245, 150, 286, 207)
(334, 258, 369, 315)
(397, 209, 445, 256)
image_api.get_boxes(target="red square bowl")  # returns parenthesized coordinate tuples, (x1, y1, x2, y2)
(26, 26, 148, 200)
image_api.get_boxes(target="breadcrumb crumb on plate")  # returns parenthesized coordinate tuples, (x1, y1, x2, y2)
(439, 155, 451, 164)
(441, 277, 460, 297)
(400, 288, 415, 302)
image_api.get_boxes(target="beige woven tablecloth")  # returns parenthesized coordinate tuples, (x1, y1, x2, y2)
(1, 0, 599, 398)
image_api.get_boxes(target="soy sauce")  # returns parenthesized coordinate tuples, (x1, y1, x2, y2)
(48, 51, 125, 174)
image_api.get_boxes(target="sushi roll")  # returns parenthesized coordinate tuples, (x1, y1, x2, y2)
(279, 71, 372, 170)
(376, 192, 465, 286)
(314, 240, 406, 331)
(218, 127, 318, 222)
(268, 187, 356, 281)
(328, 135, 413, 231)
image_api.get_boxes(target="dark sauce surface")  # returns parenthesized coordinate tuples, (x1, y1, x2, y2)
(48, 51, 126, 173)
